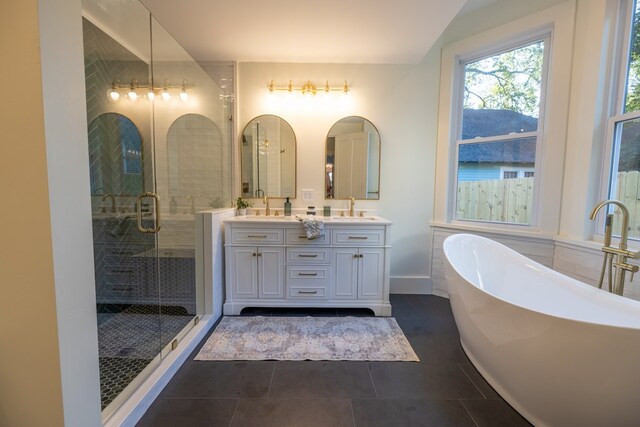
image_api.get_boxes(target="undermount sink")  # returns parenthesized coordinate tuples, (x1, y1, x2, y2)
(238, 215, 295, 221)
(331, 216, 378, 221)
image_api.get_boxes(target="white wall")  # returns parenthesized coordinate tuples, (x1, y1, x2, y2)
(0, 0, 102, 426)
(238, 57, 442, 293)
(39, 0, 103, 424)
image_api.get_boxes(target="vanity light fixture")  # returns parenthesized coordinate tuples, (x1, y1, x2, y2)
(268, 80, 350, 96)
(179, 79, 189, 102)
(127, 79, 139, 101)
(108, 80, 121, 101)
(107, 78, 192, 102)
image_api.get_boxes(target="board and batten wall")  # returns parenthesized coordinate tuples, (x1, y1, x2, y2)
(431, 228, 640, 302)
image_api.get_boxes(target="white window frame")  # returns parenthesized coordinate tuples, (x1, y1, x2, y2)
(449, 29, 552, 227)
(599, 0, 640, 238)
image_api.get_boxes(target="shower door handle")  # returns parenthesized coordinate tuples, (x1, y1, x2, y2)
(137, 192, 162, 233)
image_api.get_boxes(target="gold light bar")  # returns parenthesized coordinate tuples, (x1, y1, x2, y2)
(268, 80, 350, 95)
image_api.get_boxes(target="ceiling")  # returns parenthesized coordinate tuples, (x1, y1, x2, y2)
(139, 0, 493, 64)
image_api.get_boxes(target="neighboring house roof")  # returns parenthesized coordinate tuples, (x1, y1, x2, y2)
(459, 109, 538, 164)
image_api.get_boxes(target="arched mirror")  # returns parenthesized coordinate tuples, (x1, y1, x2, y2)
(241, 114, 296, 198)
(88, 112, 143, 195)
(167, 114, 225, 207)
(325, 116, 380, 199)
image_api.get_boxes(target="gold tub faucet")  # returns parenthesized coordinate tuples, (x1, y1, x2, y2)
(589, 200, 640, 295)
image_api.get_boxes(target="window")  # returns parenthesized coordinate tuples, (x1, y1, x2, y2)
(605, 0, 640, 239)
(454, 37, 549, 225)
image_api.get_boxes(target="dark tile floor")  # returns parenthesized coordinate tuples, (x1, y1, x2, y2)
(136, 295, 531, 426)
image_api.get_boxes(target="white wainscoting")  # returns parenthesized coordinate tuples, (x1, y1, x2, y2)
(431, 225, 640, 302)
(553, 239, 640, 302)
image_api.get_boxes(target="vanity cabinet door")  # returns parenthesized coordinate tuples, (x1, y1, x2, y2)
(332, 248, 358, 300)
(229, 247, 258, 299)
(358, 248, 384, 300)
(258, 247, 285, 299)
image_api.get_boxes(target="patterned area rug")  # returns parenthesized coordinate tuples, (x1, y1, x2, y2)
(195, 316, 419, 361)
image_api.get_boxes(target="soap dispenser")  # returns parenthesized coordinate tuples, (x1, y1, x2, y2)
(284, 197, 292, 216)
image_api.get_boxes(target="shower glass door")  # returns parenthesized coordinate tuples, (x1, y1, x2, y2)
(83, 0, 233, 417)
(83, 0, 163, 415)
(150, 17, 233, 355)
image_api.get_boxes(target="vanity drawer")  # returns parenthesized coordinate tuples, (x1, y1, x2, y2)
(287, 285, 328, 299)
(286, 266, 330, 299)
(285, 228, 331, 245)
(230, 228, 284, 244)
(332, 229, 385, 246)
(286, 266, 330, 284)
(286, 248, 332, 264)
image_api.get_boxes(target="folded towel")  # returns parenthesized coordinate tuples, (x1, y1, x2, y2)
(296, 215, 325, 240)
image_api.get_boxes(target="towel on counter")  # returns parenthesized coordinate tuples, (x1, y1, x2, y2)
(296, 215, 325, 240)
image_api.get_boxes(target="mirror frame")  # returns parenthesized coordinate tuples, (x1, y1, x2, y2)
(240, 114, 297, 200)
(324, 115, 381, 200)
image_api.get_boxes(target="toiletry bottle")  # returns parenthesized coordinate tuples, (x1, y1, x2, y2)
(284, 197, 292, 216)
(170, 196, 177, 214)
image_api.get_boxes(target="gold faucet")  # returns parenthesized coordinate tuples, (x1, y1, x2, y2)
(102, 193, 116, 213)
(263, 196, 271, 216)
(589, 199, 640, 295)
(349, 197, 355, 217)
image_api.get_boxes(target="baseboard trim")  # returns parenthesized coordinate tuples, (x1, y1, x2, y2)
(390, 276, 432, 294)
(105, 313, 219, 427)
(432, 288, 449, 298)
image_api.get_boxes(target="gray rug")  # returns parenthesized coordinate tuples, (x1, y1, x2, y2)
(195, 316, 419, 361)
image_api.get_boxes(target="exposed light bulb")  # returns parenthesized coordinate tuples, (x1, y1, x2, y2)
(147, 90, 155, 101)
(127, 79, 139, 101)
(108, 81, 120, 101)
(109, 89, 120, 101)
(161, 89, 171, 101)
(179, 89, 189, 102)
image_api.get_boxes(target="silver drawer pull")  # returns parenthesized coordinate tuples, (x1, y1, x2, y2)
(298, 290, 318, 294)
(298, 254, 318, 258)
(248, 235, 267, 238)
(298, 272, 318, 276)
(348, 236, 368, 240)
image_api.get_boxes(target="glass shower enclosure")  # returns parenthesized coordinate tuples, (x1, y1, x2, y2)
(82, 0, 233, 417)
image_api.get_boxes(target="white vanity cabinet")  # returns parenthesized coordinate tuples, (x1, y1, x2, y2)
(223, 216, 392, 316)
(228, 246, 284, 299)
(333, 247, 385, 300)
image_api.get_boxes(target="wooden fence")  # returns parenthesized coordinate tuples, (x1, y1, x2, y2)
(612, 171, 640, 238)
(457, 171, 640, 231)
(457, 177, 534, 224)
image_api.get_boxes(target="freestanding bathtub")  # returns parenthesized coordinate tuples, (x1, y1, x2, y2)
(443, 233, 640, 427)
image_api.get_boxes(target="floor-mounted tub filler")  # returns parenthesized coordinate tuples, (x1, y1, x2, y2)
(443, 233, 640, 427)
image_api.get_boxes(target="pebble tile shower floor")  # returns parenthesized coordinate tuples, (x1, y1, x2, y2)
(136, 295, 531, 426)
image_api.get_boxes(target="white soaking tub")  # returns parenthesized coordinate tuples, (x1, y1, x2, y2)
(443, 233, 640, 427)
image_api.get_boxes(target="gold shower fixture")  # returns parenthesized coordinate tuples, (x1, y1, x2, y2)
(268, 80, 350, 96)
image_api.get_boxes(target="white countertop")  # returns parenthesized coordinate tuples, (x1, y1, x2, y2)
(225, 214, 392, 225)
